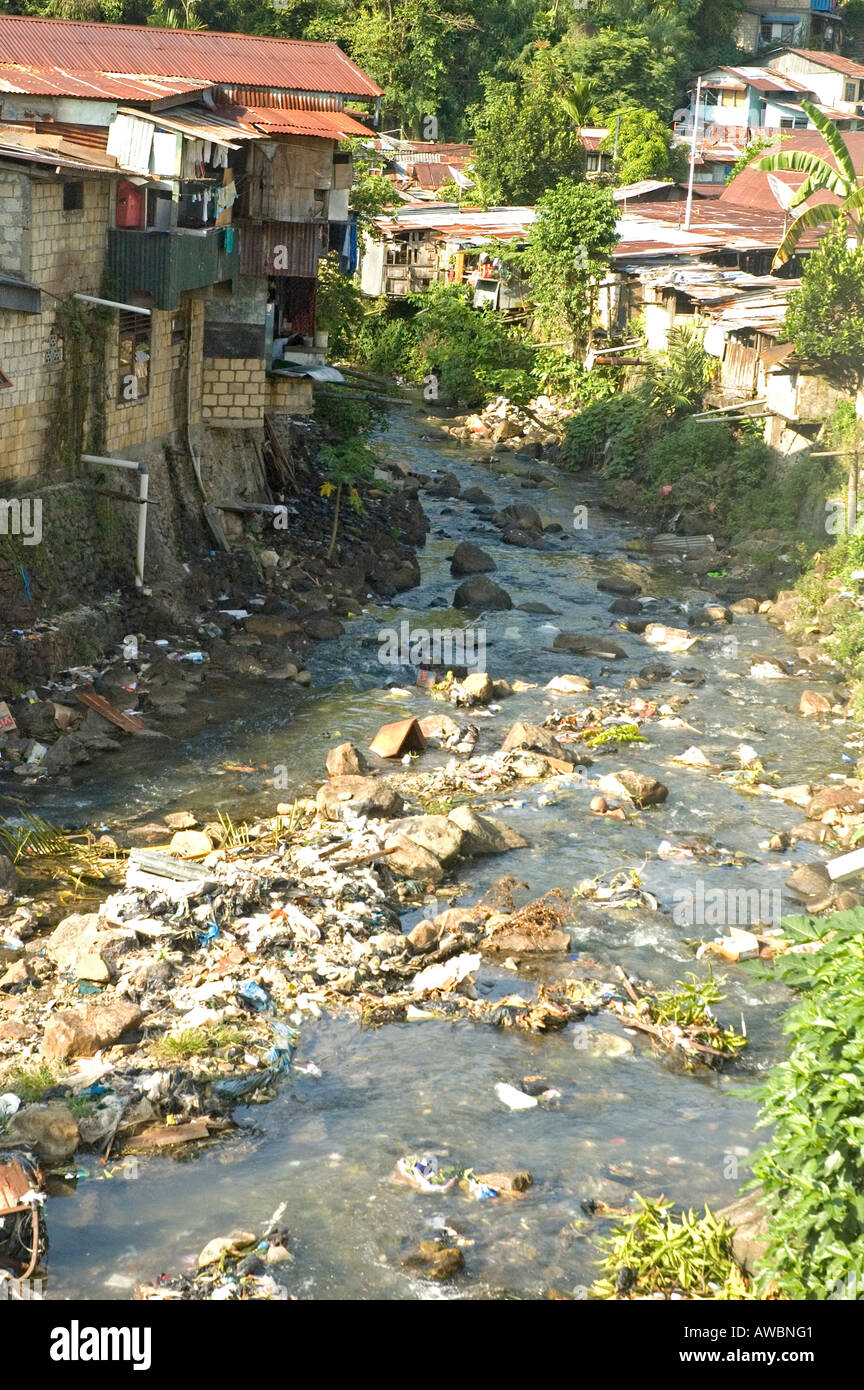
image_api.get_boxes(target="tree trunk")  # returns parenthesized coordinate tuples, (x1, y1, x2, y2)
(327, 483, 342, 562)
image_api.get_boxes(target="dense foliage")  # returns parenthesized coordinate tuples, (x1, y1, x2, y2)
(786, 232, 864, 387)
(2, 0, 743, 140)
(358, 285, 535, 406)
(470, 59, 586, 206)
(519, 180, 618, 349)
(749, 908, 864, 1299)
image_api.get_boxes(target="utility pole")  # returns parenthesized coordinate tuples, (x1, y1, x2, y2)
(684, 75, 702, 232)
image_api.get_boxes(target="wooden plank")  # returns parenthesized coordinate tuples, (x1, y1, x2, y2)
(76, 688, 147, 733)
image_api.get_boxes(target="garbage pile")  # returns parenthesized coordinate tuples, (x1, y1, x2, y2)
(443, 395, 573, 452)
(136, 1202, 293, 1301)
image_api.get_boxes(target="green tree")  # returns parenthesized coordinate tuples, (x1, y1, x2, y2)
(753, 102, 864, 268)
(471, 62, 586, 206)
(600, 107, 685, 185)
(522, 179, 618, 349)
(786, 231, 864, 390)
(557, 76, 598, 133)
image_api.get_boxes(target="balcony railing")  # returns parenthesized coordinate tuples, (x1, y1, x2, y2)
(106, 226, 239, 311)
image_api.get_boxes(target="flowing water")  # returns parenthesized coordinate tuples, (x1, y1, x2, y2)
(19, 406, 854, 1299)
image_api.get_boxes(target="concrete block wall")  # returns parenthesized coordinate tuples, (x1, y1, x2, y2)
(1, 177, 110, 484)
(267, 374, 314, 416)
(201, 357, 266, 426)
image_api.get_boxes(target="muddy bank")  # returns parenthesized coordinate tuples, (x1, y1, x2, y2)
(0, 416, 428, 793)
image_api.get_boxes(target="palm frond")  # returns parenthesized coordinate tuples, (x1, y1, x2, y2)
(772, 202, 846, 268)
(752, 150, 851, 201)
(799, 99, 858, 190)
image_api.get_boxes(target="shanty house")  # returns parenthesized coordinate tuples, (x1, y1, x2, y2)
(0, 16, 381, 485)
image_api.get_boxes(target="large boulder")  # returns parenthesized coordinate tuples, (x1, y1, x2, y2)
(597, 769, 668, 807)
(326, 741, 370, 778)
(447, 806, 528, 856)
(499, 503, 543, 532)
(46, 914, 136, 973)
(806, 785, 864, 820)
(453, 577, 513, 611)
(6, 1102, 80, 1161)
(383, 835, 445, 884)
(316, 776, 405, 821)
(42, 1001, 144, 1062)
(500, 721, 583, 766)
(387, 814, 465, 867)
(450, 542, 496, 576)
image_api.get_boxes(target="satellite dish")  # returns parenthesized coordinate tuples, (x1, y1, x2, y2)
(767, 173, 800, 212)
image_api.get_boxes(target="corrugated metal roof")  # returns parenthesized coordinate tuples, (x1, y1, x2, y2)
(0, 135, 115, 175)
(0, 15, 382, 96)
(372, 205, 535, 241)
(239, 106, 376, 139)
(0, 63, 207, 100)
(783, 49, 864, 79)
(218, 89, 342, 112)
(115, 104, 262, 147)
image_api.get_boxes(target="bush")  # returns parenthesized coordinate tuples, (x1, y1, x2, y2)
(750, 907, 864, 1299)
(358, 285, 536, 407)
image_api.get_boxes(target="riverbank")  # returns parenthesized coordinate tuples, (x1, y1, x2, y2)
(3, 401, 863, 1300)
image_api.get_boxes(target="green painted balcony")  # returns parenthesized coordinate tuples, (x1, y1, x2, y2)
(105, 226, 239, 311)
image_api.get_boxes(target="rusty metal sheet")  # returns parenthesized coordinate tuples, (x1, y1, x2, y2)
(239, 219, 326, 277)
(76, 688, 147, 734)
(369, 717, 427, 759)
(0, 16, 382, 96)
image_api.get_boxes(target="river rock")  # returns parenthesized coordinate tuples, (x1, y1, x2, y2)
(0, 958, 38, 988)
(447, 805, 528, 855)
(729, 598, 759, 615)
(608, 597, 642, 615)
(500, 721, 581, 765)
(316, 776, 405, 821)
(403, 1240, 465, 1280)
(163, 811, 198, 830)
(418, 713, 461, 741)
(0, 852, 18, 908)
(499, 503, 543, 532)
(169, 829, 213, 858)
(43, 1001, 144, 1061)
(407, 920, 440, 952)
(552, 633, 629, 659)
(453, 577, 513, 611)
(75, 953, 112, 984)
(47, 914, 136, 972)
(786, 863, 832, 902)
(546, 674, 593, 694)
(6, 1102, 80, 1161)
(461, 672, 494, 702)
(473, 1170, 533, 1196)
(383, 835, 445, 884)
(597, 769, 668, 807)
(388, 815, 465, 867)
(597, 577, 641, 596)
(692, 605, 733, 626)
(716, 1189, 769, 1276)
(482, 911, 570, 954)
(798, 690, 832, 717)
(326, 741, 369, 778)
(450, 542, 496, 576)
(806, 785, 864, 820)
